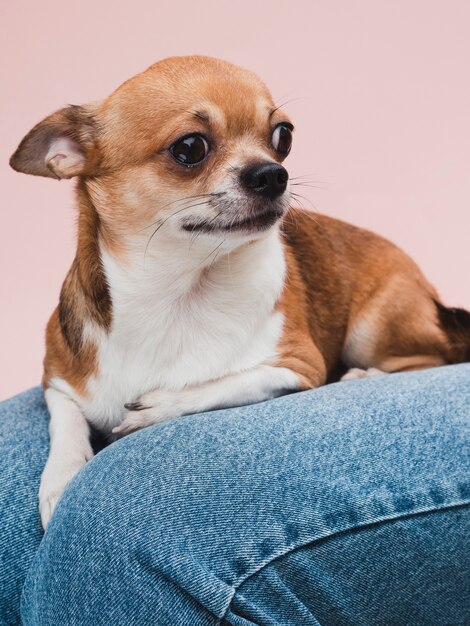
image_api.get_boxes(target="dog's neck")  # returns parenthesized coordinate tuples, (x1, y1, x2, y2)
(73, 179, 285, 323)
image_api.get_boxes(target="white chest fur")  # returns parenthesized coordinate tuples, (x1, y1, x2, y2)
(67, 230, 286, 431)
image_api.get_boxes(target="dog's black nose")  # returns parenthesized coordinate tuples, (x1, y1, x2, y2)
(240, 162, 288, 200)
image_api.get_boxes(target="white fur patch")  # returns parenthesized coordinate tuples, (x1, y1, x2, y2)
(342, 317, 378, 369)
(72, 228, 288, 431)
(341, 367, 385, 381)
(113, 365, 300, 434)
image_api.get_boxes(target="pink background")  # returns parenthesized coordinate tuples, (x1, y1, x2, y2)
(1, 0, 470, 399)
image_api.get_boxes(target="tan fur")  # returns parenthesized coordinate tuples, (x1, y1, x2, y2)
(10, 56, 284, 394)
(43, 309, 97, 397)
(11, 55, 465, 406)
(42, 179, 111, 395)
(276, 209, 451, 380)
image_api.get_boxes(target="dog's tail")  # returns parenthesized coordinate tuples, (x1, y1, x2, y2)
(435, 300, 470, 363)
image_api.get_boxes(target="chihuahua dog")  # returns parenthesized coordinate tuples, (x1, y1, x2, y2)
(10, 56, 470, 528)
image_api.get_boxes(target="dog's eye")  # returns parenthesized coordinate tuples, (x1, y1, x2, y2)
(271, 124, 293, 156)
(170, 134, 209, 166)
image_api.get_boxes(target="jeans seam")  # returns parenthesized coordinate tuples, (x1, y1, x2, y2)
(221, 500, 470, 622)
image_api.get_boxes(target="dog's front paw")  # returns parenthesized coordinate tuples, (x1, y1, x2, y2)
(113, 390, 181, 435)
(39, 448, 93, 529)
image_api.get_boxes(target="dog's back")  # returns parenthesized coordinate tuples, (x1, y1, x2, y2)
(282, 208, 470, 375)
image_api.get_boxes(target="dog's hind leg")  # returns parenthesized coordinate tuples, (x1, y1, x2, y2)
(342, 274, 451, 376)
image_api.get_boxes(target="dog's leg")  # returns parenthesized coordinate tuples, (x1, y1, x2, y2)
(113, 365, 303, 435)
(343, 274, 449, 376)
(39, 388, 93, 529)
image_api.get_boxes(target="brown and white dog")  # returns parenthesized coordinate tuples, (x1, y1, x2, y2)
(10, 56, 470, 529)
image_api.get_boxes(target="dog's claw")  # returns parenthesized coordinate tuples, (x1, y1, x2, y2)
(124, 401, 145, 411)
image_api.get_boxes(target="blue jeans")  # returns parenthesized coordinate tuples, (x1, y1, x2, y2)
(1, 365, 469, 625)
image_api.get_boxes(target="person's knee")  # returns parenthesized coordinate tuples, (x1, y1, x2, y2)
(0, 388, 48, 626)
(19, 366, 470, 624)
(20, 425, 222, 625)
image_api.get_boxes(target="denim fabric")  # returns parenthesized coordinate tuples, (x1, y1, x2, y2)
(0, 365, 469, 625)
(0, 388, 48, 626)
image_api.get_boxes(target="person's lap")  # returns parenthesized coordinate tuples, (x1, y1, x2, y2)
(1, 365, 469, 625)
(0, 388, 47, 626)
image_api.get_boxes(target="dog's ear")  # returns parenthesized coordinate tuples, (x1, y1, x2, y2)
(10, 105, 100, 179)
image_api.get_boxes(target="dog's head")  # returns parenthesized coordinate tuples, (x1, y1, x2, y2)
(10, 56, 293, 251)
